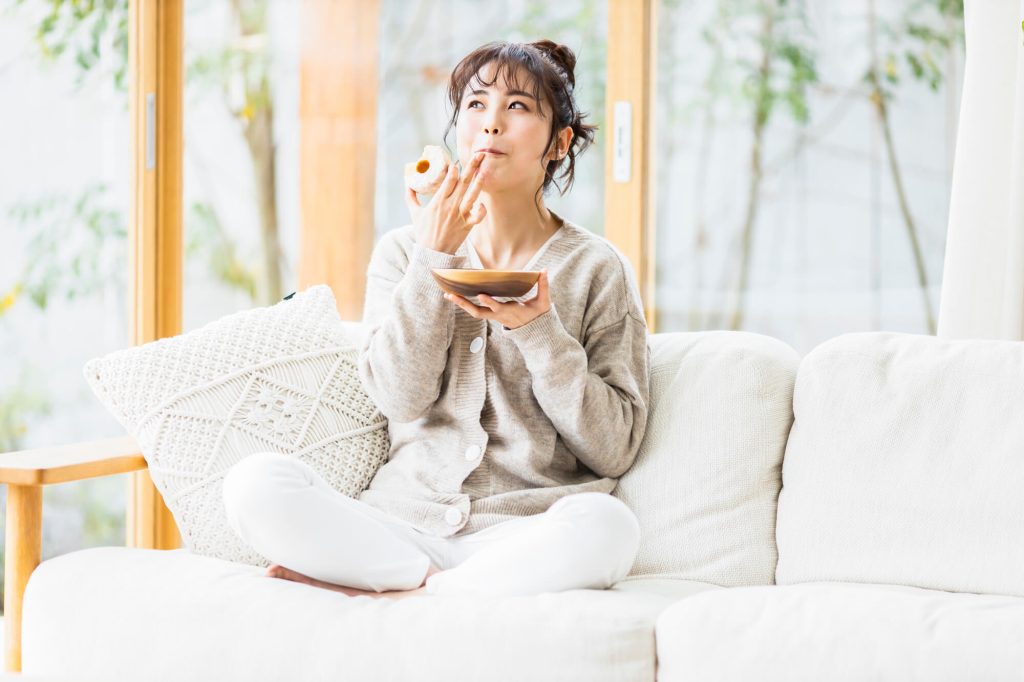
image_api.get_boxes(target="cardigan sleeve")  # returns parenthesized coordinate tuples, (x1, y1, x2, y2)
(501, 303, 651, 479)
(357, 230, 468, 423)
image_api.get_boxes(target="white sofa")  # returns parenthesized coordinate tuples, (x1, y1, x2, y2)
(18, 326, 1024, 681)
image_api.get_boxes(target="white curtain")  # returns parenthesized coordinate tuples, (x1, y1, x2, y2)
(937, 0, 1024, 340)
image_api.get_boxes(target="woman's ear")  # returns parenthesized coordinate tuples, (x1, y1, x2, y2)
(554, 126, 574, 160)
(548, 126, 573, 161)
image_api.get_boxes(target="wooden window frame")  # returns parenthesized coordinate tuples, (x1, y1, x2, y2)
(605, 0, 658, 330)
(127, 0, 183, 551)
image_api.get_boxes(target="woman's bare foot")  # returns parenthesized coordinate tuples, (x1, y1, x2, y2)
(265, 562, 443, 600)
(265, 564, 374, 597)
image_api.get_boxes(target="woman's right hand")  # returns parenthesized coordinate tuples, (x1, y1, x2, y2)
(405, 151, 488, 254)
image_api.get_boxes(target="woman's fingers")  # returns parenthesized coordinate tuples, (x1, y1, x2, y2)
(476, 294, 505, 311)
(536, 270, 548, 302)
(452, 152, 485, 205)
(404, 186, 420, 215)
(460, 170, 486, 220)
(444, 293, 487, 319)
(466, 200, 487, 226)
(435, 162, 459, 201)
(414, 151, 488, 252)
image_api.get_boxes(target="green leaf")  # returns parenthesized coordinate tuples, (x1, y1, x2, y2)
(13, 0, 130, 92)
(29, 287, 47, 310)
(785, 90, 809, 123)
(39, 13, 57, 37)
(906, 52, 924, 80)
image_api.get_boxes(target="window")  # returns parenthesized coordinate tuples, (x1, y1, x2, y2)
(183, 0, 301, 328)
(653, 0, 964, 350)
(0, 1, 133, 608)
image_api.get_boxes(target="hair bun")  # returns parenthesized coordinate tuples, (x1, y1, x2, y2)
(529, 39, 577, 88)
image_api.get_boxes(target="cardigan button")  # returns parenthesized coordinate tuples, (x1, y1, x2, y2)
(444, 507, 463, 526)
(469, 336, 484, 353)
(464, 444, 481, 461)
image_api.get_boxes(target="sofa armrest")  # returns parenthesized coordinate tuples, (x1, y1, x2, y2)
(0, 434, 147, 485)
(1, 435, 148, 672)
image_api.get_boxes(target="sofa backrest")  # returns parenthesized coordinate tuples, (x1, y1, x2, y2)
(339, 320, 369, 347)
(342, 318, 802, 587)
(614, 331, 800, 586)
(775, 331, 1024, 597)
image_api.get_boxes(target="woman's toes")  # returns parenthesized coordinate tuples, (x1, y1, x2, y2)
(374, 586, 430, 599)
(266, 564, 310, 583)
(262, 564, 430, 599)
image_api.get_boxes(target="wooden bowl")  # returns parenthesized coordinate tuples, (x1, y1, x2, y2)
(431, 268, 541, 298)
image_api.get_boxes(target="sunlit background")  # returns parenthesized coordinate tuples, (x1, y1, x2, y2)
(0, 0, 964, 611)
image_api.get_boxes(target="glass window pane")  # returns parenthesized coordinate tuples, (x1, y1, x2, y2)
(0, 1, 133, 605)
(183, 0, 302, 330)
(653, 1, 964, 352)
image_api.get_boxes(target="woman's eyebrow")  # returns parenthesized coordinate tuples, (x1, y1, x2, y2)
(468, 88, 539, 102)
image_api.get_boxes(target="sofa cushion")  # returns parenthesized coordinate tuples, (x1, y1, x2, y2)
(775, 332, 1024, 596)
(22, 547, 718, 682)
(655, 582, 1024, 681)
(81, 285, 389, 567)
(614, 331, 800, 586)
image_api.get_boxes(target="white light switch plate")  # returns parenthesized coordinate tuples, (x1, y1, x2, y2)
(613, 100, 632, 183)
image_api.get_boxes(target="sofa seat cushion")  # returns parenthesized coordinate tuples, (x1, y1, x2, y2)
(23, 547, 718, 682)
(655, 582, 1024, 682)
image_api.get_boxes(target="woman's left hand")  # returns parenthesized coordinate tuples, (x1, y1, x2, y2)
(444, 270, 551, 330)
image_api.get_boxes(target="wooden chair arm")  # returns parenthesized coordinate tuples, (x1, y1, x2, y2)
(0, 434, 148, 485)
(1, 434, 148, 672)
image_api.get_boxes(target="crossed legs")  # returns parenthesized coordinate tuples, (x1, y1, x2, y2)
(223, 453, 642, 598)
(222, 452, 442, 597)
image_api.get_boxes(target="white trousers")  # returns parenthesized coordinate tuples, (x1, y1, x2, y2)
(221, 452, 641, 597)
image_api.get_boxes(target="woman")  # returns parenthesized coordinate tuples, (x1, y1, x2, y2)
(222, 39, 651, 599)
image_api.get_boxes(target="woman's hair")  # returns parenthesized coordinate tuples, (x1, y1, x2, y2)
(441, 39, 598, 210)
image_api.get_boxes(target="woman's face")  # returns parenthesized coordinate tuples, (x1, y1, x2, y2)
(455, 61, 562, 196)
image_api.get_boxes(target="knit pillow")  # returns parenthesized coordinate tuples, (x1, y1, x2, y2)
(82, 284, 389, 567)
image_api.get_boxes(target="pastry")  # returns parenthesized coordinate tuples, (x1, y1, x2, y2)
(404, 145, 451, 194)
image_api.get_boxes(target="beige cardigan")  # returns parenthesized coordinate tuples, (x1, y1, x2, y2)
(356, 212, 651, 537)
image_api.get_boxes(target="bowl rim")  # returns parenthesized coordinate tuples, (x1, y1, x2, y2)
(431, 267, 542, 277)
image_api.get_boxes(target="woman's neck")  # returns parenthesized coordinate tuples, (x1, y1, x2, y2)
(470, 193, 562, 270)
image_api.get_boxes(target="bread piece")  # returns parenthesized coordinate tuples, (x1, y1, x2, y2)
(404, 145, 451, 194)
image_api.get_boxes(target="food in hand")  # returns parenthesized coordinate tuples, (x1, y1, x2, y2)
(404, 145, 451, 194)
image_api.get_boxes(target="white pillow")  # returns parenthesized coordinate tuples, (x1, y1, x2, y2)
(614, 330, 800, 586)
(82, 284, 389, 566)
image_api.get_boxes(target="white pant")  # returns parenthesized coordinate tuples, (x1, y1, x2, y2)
(221, 452, 641, 597)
